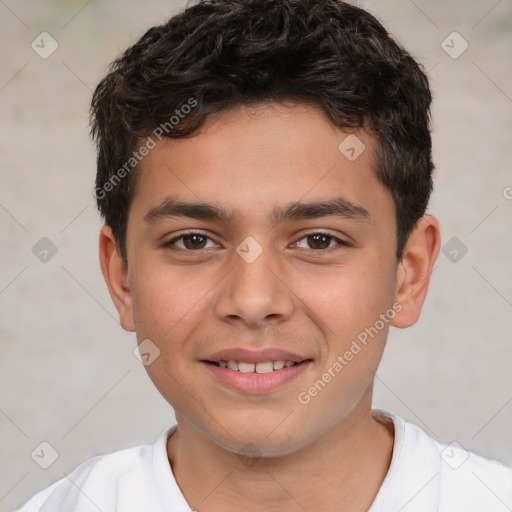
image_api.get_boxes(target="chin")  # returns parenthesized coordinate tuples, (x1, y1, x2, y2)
(212, 416, 310, 458)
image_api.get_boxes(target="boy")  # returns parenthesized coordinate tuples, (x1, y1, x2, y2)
(16, 0, 512, 510)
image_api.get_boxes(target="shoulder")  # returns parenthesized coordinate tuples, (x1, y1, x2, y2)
(400, 414, 512, 510)
(15, 441, 161, 512)
(434, 435, 512, 510)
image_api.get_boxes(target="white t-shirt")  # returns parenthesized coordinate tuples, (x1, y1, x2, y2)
(15, 410, 512, 511)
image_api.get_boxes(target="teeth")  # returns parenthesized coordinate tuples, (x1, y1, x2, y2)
(238, 362, 255, 373)
(256, 362, 273, 374)
(227, 360, 239, 371)
(217, 360, 298, 372)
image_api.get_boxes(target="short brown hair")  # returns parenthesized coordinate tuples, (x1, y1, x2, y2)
(91, 0, 434, 265)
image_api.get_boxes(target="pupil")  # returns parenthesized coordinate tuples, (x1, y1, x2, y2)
(184, 234, 206, 250)
(309, 234, 330, 249)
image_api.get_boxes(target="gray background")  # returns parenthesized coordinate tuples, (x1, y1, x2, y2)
(1, 0, 511, 510)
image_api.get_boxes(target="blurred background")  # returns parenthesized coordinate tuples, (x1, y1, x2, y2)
(1, 0, 511, 509)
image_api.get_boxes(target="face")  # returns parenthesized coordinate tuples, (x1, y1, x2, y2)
(112, 102, 406, 456)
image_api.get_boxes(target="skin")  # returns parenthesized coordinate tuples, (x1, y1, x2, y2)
(99, 101, 440, 512)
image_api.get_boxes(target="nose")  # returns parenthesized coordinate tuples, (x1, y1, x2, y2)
(213, 241, 295, 329)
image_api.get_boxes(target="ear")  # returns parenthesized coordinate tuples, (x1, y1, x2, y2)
(391, 215, 441, 328)
(98, 225, 135, 332)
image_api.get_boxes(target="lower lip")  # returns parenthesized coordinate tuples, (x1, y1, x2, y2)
(201, 361, 311, 394)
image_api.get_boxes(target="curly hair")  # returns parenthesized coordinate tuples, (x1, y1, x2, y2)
(90, 0, 433, 265)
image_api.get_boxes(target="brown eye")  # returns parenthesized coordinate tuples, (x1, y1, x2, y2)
(181, 234, 208, 250)
(165, 232, 215, 251)
(295, 232, 346, 251)
(307, 234, 331, 250)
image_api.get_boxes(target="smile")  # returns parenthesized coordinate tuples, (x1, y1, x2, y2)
(201, 359, 312, 394)
(206, 360, 300, 373)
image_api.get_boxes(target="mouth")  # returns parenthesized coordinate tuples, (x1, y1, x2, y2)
(203, 359, 308, 373)
(200, 357, 313, 394)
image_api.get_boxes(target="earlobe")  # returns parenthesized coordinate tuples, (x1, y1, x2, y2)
(98, 225, 135, 332)
(391, 215, 441, 329)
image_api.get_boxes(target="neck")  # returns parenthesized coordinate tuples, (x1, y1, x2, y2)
(167, 400, 394, 512)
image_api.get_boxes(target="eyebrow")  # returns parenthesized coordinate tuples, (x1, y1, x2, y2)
(143, 196, 371, 227)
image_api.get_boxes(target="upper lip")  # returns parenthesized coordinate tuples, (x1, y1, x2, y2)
(203, 348, 312, 364)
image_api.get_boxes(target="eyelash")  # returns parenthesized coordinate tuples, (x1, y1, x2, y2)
(163, 231, 348, 253)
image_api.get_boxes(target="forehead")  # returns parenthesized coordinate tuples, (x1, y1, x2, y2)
(129, 102, 393, 228)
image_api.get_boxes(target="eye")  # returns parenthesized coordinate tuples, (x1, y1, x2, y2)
(294, 232, 347, 251)
(163, 231, 348, 252)
(165, 232, 218, 251)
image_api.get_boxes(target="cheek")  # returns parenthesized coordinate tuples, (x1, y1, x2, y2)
(130, 266, 213, 408)
(294, 258, 394, 338)
(323, 261, 397, 373)
(130, 263, 214, 349)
